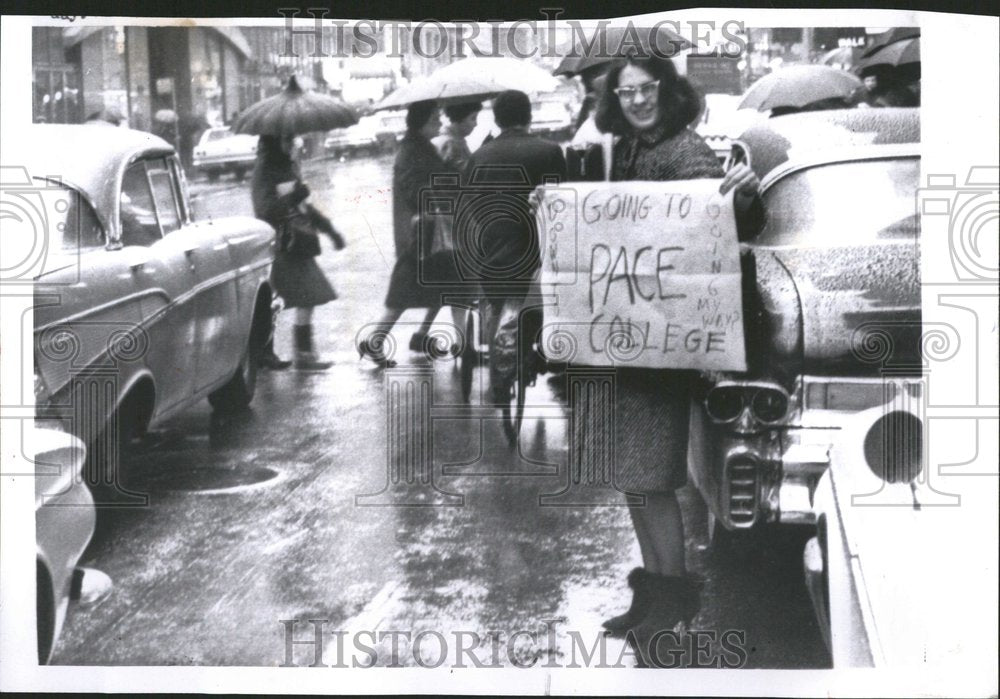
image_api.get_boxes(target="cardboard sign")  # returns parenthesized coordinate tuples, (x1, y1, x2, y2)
(536, 179, 747, 372)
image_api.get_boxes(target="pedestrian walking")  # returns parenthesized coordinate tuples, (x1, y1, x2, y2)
(587, 52, 760, 663)
(458, 91, 566, 432)
(251, 134, 346, 370)
(357, 100, 464, 366)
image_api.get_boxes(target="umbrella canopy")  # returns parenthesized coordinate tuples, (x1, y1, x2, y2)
(235, 75, 358, 136)
(855, 36, 920, 77)
(740, 65, 865, 112)
(861, 27, 920, 59)
(552, 25, 693, 77)
(377, 57, 558, 111)
(821, 46, 864, 70)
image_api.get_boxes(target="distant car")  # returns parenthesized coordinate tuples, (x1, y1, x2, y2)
(33, 424, 111, 663)
(19, 125, 276, 489)
(192, 126, 258, 181)
(530, 98, 574, 141)
(325, 116, 379, 157)
(371, 110, 408, 152)
(687, 108, 922, 547)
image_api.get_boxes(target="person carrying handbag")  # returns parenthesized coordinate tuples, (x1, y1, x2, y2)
(251, 134, 346, 370)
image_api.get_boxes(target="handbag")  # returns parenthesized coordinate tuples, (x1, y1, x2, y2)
(279, 213, 321, 258)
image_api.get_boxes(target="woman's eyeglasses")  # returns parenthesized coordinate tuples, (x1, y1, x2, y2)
(613, 80, 660, 104)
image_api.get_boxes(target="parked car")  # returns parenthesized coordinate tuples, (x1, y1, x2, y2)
(800, 392, 987, 667)
(32, 424, 111, 663)
(325, 116, 379, 158)
(687, 108, 922, 547)
(22, 125, 276, 489)
(192, 126, 258, 181)
(372, 110, 408, 152)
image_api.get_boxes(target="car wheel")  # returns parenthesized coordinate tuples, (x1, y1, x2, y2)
(208, 329, 260, 413)
(37, 561, 55, 664)
(207, 170, 220, 182)
(233, 167, 247, 182)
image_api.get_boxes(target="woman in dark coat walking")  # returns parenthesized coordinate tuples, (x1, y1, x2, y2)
(358, 100, 463, 365)
(252, 134, 345, 370)
(587, 53, 760, 660)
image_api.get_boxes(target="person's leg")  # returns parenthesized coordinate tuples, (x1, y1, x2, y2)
(260, 306, 292, 370)
(628, 501, 661, 574)
(639, 491, 686, 577)
(410, 306, 439, 350)
(359, 307, 403, 366)
(292, 306, 332, 370)
(449, 305, 468, 357)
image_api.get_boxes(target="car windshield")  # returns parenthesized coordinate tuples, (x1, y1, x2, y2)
(756, 157, 919, 246)
(207, 129, 232, 141)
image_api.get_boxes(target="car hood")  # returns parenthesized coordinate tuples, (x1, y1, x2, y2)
(751, 240, 921, 380)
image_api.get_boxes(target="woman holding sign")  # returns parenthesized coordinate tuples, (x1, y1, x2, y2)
(589, 51, 759, 659)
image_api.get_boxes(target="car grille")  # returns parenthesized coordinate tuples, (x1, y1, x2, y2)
(727, 456, 759, 526)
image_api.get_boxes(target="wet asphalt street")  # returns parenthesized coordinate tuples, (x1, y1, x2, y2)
(51, 153, 829, 669)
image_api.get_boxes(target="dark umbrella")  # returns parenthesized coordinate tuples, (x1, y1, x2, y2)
(235, 75, 358, 136)
(861, 27, 920, 58)
(552, 24, 693, 77)
(855, 36, 920, 77)
(740, 65, 865, 112)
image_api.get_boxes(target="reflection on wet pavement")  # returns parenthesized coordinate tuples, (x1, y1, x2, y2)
(52, 154, 828, 669)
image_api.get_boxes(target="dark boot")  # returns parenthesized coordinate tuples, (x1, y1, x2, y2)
(357, 335, 397, 368)
(260, 338, 292, 370)
(602, 568, 655, 637)
(293, 324, 332, 370)
(628, 574, 703, 668)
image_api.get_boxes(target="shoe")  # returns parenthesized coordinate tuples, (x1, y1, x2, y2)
(602, 568, 654, 637)
(628, 574, 703, 668)
(293, 324, 332, 370)
(260, 340, 292, 370)
(357, 336, 397, 368)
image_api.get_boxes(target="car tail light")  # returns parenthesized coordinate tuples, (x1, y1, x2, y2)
(751, 387, 789, 423)
(863, 409, 923, 483)
(705, 383, 789, 425)
(705, 386, 743, 422)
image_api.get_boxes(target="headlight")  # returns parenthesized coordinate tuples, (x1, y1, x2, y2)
(863, 409, 923, 483)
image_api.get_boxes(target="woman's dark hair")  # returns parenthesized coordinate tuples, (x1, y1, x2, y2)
(493, 90, 532, 129)
(595, 55, 703, 137)
(406, 100, 438, 132)
(444, 101, 482, 123)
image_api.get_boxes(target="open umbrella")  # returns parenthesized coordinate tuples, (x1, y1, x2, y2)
(861, 27, 920, 58)
(235, 75, 358, 136)
(821, 46, 864, 70)
(377, 57, 558, 111)
(552, 24, 693, 77)
(739, 65, 864, 112)
(854, 36, 920, 77)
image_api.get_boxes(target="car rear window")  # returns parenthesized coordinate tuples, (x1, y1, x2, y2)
(756, 157, 920, 246)
(208, 129, 232, 141)
(23, 180, 104, 251)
